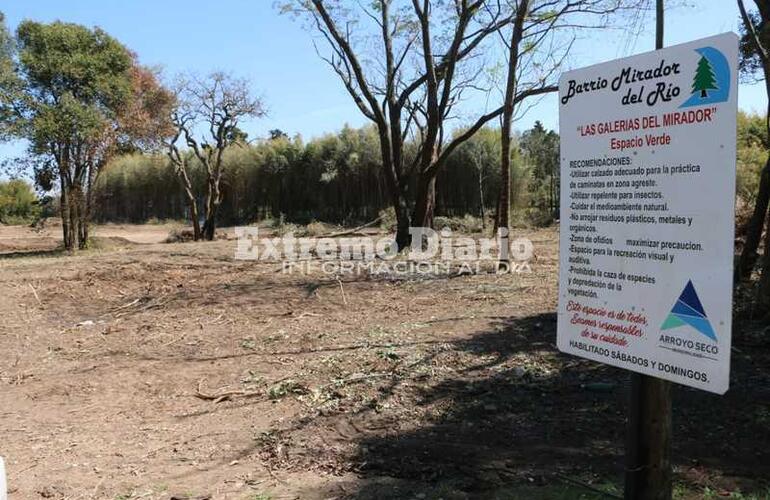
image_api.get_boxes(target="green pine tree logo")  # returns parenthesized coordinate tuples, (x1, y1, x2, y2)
(692, 55, 718, 99)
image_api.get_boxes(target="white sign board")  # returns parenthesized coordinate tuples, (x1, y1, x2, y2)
(0, 456, 6, 500)
(557, 33, 738, 394)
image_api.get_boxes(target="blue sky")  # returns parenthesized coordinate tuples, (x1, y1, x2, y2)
(0, 0, 765, 163)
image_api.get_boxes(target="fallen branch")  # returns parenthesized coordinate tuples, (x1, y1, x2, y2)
(294, 311, 323, 320)
(112, 296, 172, 318)
(554, 473, 622, 500)
(266, 466, 287, 484)
(336, 278, 348, 305)
(28, 283, 42, 306)
(112, 297, 142, 311)
(322, 216, 382, 238)
(318, 372, 393, 392)
(194, 379, 260, 403)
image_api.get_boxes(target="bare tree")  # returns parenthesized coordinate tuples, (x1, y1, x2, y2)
(284, 0, 541, 249)
(736, 0, 770, 311)
(287, 1, 640, 250)
(167, 72, 265, 241)
(167, 107, 203, 240)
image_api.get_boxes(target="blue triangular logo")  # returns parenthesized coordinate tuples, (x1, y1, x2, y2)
(661, 280, 717, 341)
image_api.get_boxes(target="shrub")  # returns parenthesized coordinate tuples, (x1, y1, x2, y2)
(434, 214, 485, 233)
(379, 207, 397, 231)
(0, 179, 40, 224)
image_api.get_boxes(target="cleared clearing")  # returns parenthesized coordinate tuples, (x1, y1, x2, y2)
(0, 223, 767, 499)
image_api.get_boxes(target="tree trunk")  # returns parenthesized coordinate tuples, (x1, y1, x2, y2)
(498, 132, 512, 271)
(190, 201, 201, 240)
(393, 199, 411, 251)
(79, 222, 88, 249)
(377, 124, 412, 250)
(70, 186, 81, 249)
(80, 163, 98, 249)
(736, 54, 770, 283)
(76, 186, 89, 249)
(497, 0, 529, 271)
(548, 167, 556, 219)
(737, 156, 770, 282)
(60, 175, 74, 251)
(202, 176, 222, 241)
(758, 195, 770, 312)
(203, 205, 218, 241)
(736, 0, 770, 302)
(499, 133, 512, 230)
(412, 173, 436, 231)
(69, 186, 82, 251)
(60, 195, 75, 252)
(172, 163, 202, 241)
(478, 166, 486, 230)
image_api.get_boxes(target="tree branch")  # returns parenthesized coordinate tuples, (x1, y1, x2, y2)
(432, 84, 557, 173)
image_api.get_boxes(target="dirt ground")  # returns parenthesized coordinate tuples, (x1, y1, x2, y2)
(0, 223, 768, 500)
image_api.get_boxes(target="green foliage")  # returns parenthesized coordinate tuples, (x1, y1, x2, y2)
(268, 379, 307, 400)
(378, 207, 397, 231)
(439, 127, 501, 218)
(95, 122, 564, 228)
(701, 486, 770, 499)
(14, 20, 133, 155)
(736, 111, 768, 206)
(737, 110, 768, 149)
(509, 149, 533, 224)
(738, 8, 769, 82)
(0, 179, 39, 224)
(17, 20, 132, 109)
(520, 121, 560, 224)
(96, 125, 388, 225)
(434, 214, 487, 233)
(0, 11, 21, 141)
(5, 18, 171, 249)
(0, 12, 11, 59)
(96, 153, 194, 223)
(439, 125, 547, 226)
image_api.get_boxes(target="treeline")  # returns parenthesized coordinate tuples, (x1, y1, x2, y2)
(92, 111, 766, 228)
(94, 123, 561, 227)
(7, 111, 766, 231)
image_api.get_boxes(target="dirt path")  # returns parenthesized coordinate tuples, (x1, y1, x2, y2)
(0, 225, 768, 499)
(0, 222, 177, 254)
